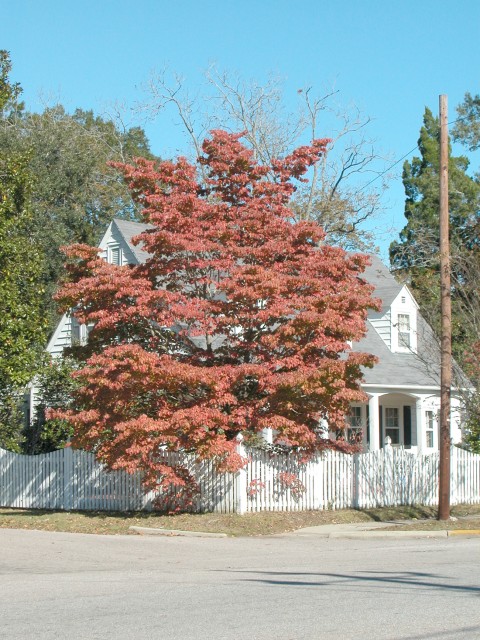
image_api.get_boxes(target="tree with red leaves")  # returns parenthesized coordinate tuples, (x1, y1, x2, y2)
(53, 130, 378, 502)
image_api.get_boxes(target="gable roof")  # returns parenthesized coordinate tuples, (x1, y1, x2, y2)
(111, 218, 153, 265)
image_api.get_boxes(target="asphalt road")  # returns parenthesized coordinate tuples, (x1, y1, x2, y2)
(0, 528, 479, 640)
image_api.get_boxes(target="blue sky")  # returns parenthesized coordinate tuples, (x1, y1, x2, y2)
(3, 0, 480, 259)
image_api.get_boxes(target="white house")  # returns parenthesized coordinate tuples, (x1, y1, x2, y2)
(41, 218, 464, 453)
(349, 255, 463, 452)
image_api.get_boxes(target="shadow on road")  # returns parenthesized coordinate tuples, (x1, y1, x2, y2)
(219, 569, 480, 595)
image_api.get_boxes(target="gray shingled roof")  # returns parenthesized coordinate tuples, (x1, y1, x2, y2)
(354, 316, 441, 387)
(362, 254, 403, 318)
(112, 219, 152, 264)
(112, 218, 443, 389)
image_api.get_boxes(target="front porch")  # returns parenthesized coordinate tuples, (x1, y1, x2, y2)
(346, 392, 442, 453)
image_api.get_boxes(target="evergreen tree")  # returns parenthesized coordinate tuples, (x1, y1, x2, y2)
(0, 76, 157, 332)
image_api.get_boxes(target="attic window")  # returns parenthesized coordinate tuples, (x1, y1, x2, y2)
(109, 245, 121, 265)
(401, 296, 406, 303)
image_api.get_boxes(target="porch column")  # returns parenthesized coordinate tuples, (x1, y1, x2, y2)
(368, 394, 380, 451)
(415, 398, 424, 453)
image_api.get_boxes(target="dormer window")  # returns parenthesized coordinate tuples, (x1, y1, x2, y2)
(397, 314, 411, 348)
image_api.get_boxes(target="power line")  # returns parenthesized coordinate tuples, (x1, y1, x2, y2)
(354, 113, 473, 196)
(358, 144, 419, 193)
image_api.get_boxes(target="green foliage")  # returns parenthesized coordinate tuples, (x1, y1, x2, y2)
(463, 414, 480, 454)
(0, 154, 47, 387)
(24, 356, 78, 453)
(0, 52, 47, 451)
(0, 388, 27, 452)
(0, 58, 156, 332)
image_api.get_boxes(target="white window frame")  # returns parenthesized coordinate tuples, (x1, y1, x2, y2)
(71, 317, 92, 346)
(397, 313, 411, 349)
(384, 407, 401, 445)
(71, 317, 82, 345)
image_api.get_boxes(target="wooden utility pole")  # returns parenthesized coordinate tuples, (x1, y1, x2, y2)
(438, 94, 452, 521)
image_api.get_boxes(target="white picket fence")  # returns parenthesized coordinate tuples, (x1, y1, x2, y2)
(0, 447, 237, 513)
(1, 444, 479, 513)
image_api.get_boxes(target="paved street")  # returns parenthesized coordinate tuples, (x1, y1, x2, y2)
(0, 528, 479, 640)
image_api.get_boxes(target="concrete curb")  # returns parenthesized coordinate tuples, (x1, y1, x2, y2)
(288, 519, 480, 539)
(129, 526, 480, 540)
(129, 526, 227, 538)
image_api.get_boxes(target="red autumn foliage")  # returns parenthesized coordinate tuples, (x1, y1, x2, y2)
(52, 130, 379, 499)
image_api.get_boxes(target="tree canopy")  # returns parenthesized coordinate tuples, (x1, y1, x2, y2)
(0, 50, 157, 451)
(0, 51, 47, 450)
(53, 130, 378, 501)
(0, 69, 156, 331)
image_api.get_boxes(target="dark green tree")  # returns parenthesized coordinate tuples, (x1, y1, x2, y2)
(390, 107, 480, 357)
(23, 356, 78, 454)
(0, 51, 47, 450)
(0, 51, 157, 450)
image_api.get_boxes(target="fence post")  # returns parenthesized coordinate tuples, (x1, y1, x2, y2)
(450, 445, 456, 506)
(352, 453, 359, 509)
(235, 433, 247, 515)
(63, 445, 74, 511)
(383, 436, 393, 506)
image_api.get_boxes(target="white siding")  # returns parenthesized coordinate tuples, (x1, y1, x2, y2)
(370, 308, 392, 349)
(47, 315, 74, 358)
(390, 286, 418, 353)
(98, 221, 138, 266)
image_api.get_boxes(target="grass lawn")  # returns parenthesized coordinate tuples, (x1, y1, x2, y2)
(1, 503, 479, 536)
